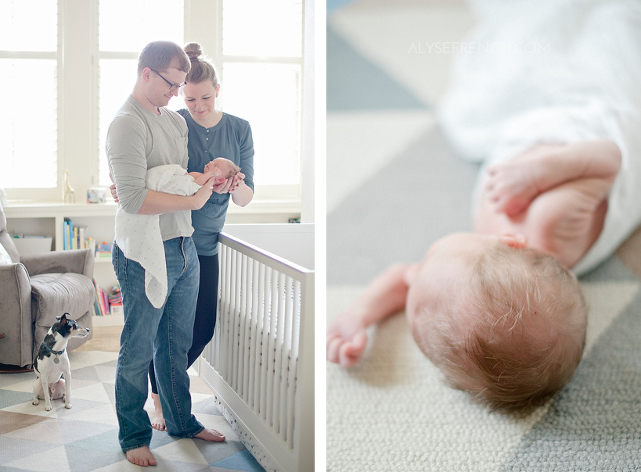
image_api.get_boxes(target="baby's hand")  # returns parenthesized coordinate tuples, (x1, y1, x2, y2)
(110, 183, 119, 203)
(327, 315, 368, 368)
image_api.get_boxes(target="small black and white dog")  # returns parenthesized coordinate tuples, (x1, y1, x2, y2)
(32, 313, 90, 411)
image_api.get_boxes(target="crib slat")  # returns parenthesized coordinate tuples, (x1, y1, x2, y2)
(247, 259, 259, 409)
(225, 248, 235, 383)
(254, 262, 266, 414)
(237, 253, 247, 396)
(279, 275, 293, 441)
(287, 279, 302, 448)
(266, 268, 281, 427)
(272, 272, 285, 436)
(231, 252, 240, 391)
(219, 244, 233, 377)
(260, 265, 273, 420)
(242, 254, 253, 400)
(243, 254, 256, 402)
(229, 248, 239, 384)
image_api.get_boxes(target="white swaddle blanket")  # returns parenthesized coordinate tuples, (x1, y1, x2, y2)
(439, 0, 641, 275)
(115, 164, 201, 308)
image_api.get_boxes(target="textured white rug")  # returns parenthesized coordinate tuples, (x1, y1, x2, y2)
(327, 263, 641, 471)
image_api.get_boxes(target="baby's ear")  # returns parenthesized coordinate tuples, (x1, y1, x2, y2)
(499, 233, 527, 249)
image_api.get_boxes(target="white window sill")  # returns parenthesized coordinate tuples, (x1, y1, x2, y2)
(3, 199, 301, 223)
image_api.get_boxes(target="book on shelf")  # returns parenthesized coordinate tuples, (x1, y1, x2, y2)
(63, 218, 71, 250)
(62, 220, 97, 254)
(93, 282, 123, 316)
(93, 279, 110, 316)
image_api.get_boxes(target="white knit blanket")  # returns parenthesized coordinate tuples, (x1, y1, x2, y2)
(115, 164, 201, 308)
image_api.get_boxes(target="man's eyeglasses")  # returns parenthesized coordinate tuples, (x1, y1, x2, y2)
(150, 69, 185, 92)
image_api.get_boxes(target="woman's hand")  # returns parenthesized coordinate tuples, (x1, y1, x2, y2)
(230, 172, 253, 207)
(212, 172, 245, 194)
(212, 178, 232, 194)
(229, 172, 245, 193)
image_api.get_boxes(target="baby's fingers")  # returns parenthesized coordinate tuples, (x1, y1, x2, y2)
(338, 331, 368, 368)
(109, 183, 119, 202)
(326, 334, 343, 363)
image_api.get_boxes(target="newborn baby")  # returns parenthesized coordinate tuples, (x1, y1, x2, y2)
(189, 157, 242, 186)
(328, 140, 621, 412)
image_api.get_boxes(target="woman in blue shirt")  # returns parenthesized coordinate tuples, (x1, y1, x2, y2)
(149, 42, 255, 430)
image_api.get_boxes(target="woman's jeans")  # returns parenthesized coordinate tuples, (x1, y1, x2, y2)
(113, 237, 204, 452)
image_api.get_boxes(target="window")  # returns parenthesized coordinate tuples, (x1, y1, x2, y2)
(0, 0, 58, 192)
(220, 0, 304, 191)
(1, 0, 309, 211)
(98, 0, 184, 187)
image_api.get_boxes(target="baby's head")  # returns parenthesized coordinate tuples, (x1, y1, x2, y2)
(406, 233, 587, 413)
(205, 157, 241, 184)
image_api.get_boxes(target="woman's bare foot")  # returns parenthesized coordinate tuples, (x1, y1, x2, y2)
(150, 393, 166, 431)
(195, 427, 226, 442)
(485, 144, 565, 217)
(126, 446, 157, 467)
(326, 314, 369, 368)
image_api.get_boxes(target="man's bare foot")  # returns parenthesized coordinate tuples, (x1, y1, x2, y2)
(326, 315, 369, 368)
(195, 427, 226, 442)
(485, 144, 565, 217)
(126, 446, 157, 467)
(150, 393, 166, 431)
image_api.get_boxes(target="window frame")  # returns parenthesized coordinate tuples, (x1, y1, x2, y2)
(0, 5, 64, 202)
(1, 0, 312, 215)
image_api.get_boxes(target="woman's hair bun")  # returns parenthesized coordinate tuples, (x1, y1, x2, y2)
(184, 42, 203, 61)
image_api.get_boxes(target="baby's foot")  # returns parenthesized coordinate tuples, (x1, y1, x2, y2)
(485, 144, 564, 217)
(195, 427, 226, 442)
(327, 315, 369, 368)
(126, 446, 157, 467)
(150, 393, 166, 431)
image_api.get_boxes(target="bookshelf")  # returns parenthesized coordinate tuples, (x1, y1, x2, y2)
(3, 202, 118, 288)
(3, 200, 301, 291)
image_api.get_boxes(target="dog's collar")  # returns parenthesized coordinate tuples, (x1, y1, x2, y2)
(44, 343, 65, 356)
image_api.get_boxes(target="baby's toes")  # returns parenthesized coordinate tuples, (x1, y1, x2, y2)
(504, 197, 532, 216)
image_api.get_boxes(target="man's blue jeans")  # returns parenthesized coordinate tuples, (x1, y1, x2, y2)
(113, 237, 204, 452)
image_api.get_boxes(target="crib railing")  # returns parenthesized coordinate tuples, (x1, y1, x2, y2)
(200, 232, 314, 472)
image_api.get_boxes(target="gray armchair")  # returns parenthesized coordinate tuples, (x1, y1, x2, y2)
(0, 203, 95, 368)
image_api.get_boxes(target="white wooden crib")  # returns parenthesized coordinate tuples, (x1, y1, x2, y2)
(199, 224, 315, 472)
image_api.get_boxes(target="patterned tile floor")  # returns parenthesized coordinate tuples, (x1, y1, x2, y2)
(0, 350, 265, 472)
